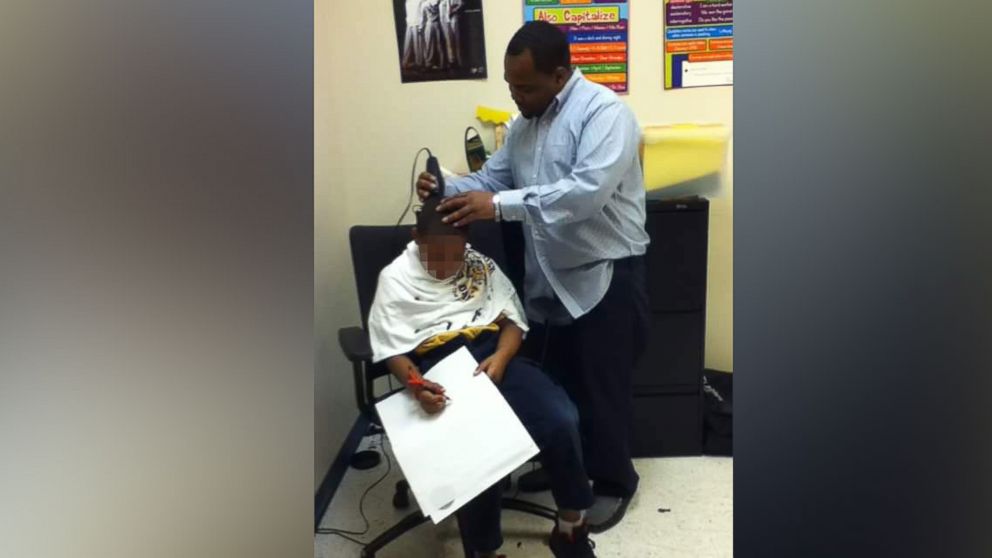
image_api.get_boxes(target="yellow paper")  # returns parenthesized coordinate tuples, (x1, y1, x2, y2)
(641, 123, 730, 190)
(475, 106, 513, 125)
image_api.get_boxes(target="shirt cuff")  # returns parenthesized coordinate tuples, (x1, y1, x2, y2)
(497, 188, 528, 223)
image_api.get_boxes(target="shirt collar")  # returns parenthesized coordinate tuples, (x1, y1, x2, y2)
(550, 69, 583, 114)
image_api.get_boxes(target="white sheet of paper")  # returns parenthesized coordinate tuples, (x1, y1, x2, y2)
(375, 346, 540, 523)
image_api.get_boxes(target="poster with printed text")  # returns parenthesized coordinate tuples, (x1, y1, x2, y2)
(524, 0, 630, 94)
(664, 0, 733, 89)
(393, 0, 488, 83)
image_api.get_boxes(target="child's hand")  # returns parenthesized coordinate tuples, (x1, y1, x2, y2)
(475, 352, 510, 384)
(413, 379, 447, 415)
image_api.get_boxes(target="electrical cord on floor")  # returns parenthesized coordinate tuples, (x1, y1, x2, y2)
(315, 430, 393, 547)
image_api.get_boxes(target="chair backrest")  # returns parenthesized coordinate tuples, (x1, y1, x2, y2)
(348, 226, 411, 331)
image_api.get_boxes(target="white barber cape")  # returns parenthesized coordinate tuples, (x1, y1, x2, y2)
(368, 241, 528, 364)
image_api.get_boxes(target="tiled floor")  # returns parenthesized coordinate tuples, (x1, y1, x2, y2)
(316, 434, 732, 557)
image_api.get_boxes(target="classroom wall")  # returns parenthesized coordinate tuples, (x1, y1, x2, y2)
(315, 0, 733, 488)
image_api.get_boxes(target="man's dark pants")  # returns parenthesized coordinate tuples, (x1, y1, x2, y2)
(521, 255, 650, 499)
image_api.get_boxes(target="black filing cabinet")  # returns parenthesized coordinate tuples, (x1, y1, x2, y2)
(631, 197, 709, 457)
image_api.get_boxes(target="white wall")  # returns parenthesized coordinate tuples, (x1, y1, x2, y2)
(315, 0, 733, 488)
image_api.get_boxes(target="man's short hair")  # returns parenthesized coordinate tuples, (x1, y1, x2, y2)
(506, 21, 570, 74)
(416, 196, 466, 237)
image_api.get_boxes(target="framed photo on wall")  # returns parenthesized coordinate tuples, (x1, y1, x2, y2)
(393, 0, 488, 83)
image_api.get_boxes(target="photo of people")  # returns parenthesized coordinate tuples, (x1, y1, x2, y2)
(394, 0, 487, 82)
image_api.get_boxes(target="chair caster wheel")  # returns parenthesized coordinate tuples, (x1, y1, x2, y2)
(393, 480, 410, 509)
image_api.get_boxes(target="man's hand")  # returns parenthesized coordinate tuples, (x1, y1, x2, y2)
(437, 191, 496, 227)
(475, 351, 511, 384)
(417, 171, 439, 201)
(413, 378, 447, 415)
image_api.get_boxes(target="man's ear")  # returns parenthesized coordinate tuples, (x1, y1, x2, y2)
(555, 66, 569, 87)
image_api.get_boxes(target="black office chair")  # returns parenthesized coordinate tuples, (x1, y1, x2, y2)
(337, 221, 554, 558)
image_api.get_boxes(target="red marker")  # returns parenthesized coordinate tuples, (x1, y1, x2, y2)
(407, 376, 451, 401)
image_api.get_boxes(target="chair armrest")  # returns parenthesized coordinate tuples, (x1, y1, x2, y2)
(338, 326, 373, 363)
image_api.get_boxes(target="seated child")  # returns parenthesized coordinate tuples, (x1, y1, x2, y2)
(367, 196, 597, 558)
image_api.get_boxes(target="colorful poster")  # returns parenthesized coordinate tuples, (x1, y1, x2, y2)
(664, 0, 733, 89)
(524, 0, 630, 94)
(393, 0, 488, 83)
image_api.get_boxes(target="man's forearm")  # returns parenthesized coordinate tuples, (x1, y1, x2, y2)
(446, 142, 514, 194)
(447, 173, 502, 195)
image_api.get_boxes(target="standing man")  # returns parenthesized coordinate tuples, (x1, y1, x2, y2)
(417, 21, 650, 533)
(438, 0, 453, 70)
(421, 0, 443, 70)
(445, 0, 465, 68)
(401, 0, 426, 69)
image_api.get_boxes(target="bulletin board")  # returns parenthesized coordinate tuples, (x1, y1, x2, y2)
(524, 0, 630, 94)
(664, 0, 733, 89)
